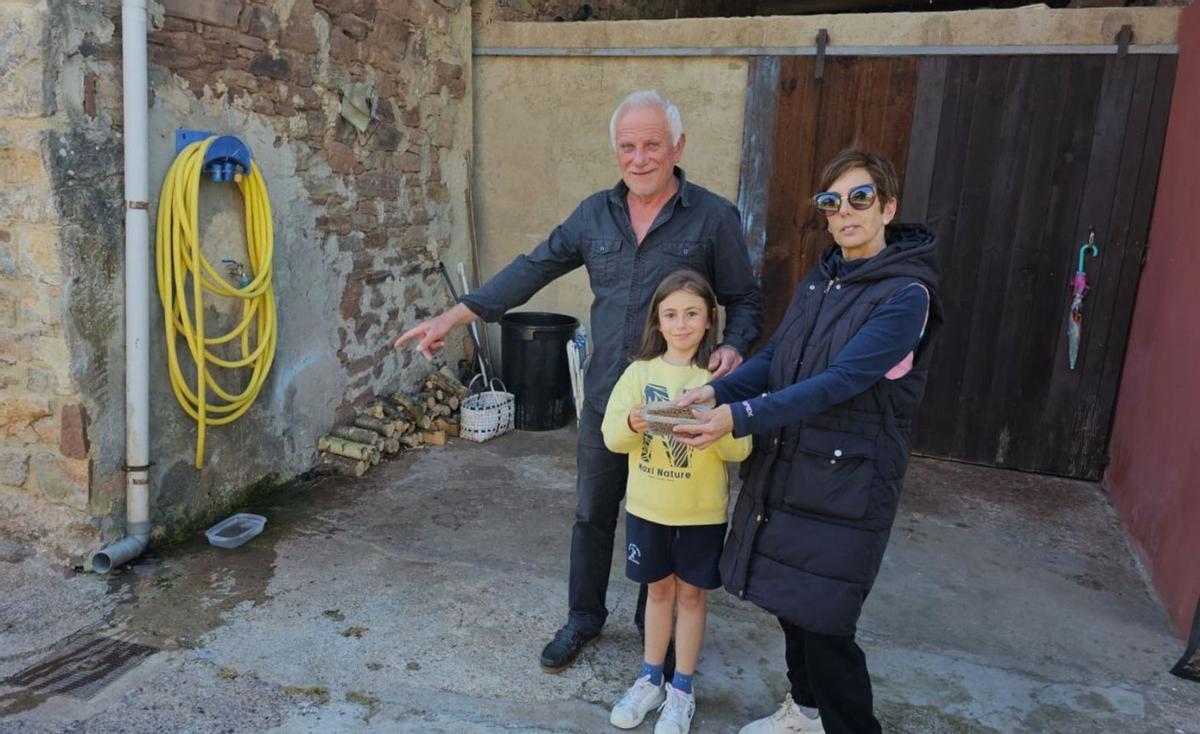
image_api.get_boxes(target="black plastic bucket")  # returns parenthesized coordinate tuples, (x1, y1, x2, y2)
(499, 311, 579, 431)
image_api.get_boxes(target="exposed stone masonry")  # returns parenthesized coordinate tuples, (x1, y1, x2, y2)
(0, 0, 470, 563)
(149, 0, 467, 397)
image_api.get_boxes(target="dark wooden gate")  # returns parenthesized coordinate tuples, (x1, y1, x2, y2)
(757, 56, 919, 331)
(744, 52, 1176, 480)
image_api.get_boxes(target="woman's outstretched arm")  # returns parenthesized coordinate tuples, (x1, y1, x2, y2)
(726, 285, 928, 437)
(676, 286, 928, 447)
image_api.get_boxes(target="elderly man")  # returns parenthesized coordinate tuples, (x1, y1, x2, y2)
(396, 90, 762, 673)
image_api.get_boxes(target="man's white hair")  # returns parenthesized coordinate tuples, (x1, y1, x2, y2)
(609, 90, 683, 150)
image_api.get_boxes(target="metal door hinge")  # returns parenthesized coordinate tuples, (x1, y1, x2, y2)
(815, 29, 829, 80)
(1116, 24, 1133, 57)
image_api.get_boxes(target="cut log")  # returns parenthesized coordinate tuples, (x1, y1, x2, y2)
(422, 430, 447, 446)
(366, 402, 386, 420)
(330, 425, 382, 447)
(382, 437, 401, 454)
(318, 435, 381, 463)
(425, 395, 437, 410)
(432, 368, 470, 397)
(399, 433, 424, 449)
(447, 396, 460, 411)
(379, 401, 403, 420)
(434, 418, 460, 437)
(316, 453, 368, 478)
(388, 393, 426, 421)
(418, 415, 434, 431)
(354, 414, 396, 437)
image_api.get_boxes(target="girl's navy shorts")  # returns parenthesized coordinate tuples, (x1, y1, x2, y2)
(624, 513, 727, 590)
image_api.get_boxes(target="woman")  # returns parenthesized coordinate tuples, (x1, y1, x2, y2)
(674, 149, 942, 734)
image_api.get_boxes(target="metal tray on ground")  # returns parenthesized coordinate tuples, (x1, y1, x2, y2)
(205, 513, 267, 549)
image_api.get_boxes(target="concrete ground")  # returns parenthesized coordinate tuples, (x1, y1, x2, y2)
(1, 426, 1197, 733)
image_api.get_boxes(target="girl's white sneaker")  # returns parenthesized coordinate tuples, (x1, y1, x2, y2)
(654, 683, 695, 734)
(738, 693, 825, 734)
(610, 674, 666, 729)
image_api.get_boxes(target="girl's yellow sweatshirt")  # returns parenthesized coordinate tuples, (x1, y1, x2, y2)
(602, 357, 752, 526)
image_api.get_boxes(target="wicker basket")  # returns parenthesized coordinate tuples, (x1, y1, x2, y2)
(459, 376, 515, 443)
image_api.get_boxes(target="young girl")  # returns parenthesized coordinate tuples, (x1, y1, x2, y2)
(602, 270, 752, 734)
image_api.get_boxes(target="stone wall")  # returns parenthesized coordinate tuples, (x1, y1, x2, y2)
(0, 0, 472, 565)
(0, 0, 104, 562)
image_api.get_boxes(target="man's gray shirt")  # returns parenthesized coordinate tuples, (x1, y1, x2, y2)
(461, 168, 763, 413)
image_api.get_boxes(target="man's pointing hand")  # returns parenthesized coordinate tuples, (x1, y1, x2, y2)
(394, 303, 476, 362)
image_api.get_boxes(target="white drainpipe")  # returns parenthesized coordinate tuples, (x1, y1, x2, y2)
(92, 0, 150, 573)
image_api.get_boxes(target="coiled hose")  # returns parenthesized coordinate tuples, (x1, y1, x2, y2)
(156, 137, 277, 468)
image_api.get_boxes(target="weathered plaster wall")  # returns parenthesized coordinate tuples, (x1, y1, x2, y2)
(479, 5, 1182, 48)
(138, 0, 472, 542)
(0, 0, 472, 564)
(472, 57, 746, 335)
(1105, 2, 1200, 638)
(481, 0, 725, 22)
(484, 0, 1196, 23)
(471, 5, 1181, 340)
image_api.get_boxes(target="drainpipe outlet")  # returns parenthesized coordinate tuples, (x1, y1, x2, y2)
(91, 521, 150, 574)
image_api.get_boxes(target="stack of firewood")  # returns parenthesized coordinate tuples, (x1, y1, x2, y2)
(315, 368, 471, 477)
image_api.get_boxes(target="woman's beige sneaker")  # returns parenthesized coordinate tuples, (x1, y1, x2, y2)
(738, 693, 825, 734)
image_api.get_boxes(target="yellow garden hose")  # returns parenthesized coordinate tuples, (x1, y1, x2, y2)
(155, 137, 277, 468)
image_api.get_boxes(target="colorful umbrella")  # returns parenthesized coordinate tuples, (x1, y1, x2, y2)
(1068, 229, 1100, 370)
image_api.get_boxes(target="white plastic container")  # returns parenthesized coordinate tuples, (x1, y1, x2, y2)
(205, 513, 267, 549)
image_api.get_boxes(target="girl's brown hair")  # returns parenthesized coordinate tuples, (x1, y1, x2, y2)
(632, 270, 720, 368)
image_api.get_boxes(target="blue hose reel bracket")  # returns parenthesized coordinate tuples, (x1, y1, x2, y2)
(175, 129, 253, 183)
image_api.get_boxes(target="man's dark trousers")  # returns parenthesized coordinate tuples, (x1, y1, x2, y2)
(780, 618, 882, 734)
(567, 403, 629, 636)
(569, 403, 675, 676)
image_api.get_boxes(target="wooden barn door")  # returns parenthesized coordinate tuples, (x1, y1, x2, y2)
(758, 55, 919, 332)
(750, 52, 1176, 480)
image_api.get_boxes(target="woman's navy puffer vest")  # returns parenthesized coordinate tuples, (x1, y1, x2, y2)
(720, 223, 944, 637)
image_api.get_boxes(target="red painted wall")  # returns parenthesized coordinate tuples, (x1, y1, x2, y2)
(1106, 4, 1200, 638)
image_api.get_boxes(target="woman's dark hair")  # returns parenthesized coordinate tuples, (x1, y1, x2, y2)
(632, 270, 720, 368)
(817, 149, 900, 210)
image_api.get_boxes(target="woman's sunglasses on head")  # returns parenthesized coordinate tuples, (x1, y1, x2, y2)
(812, 184, 877, 215)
